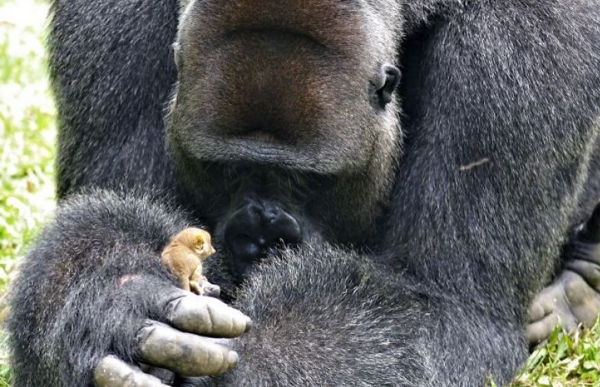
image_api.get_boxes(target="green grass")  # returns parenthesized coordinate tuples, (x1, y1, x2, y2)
(508, 324, 600, 387)
(0, 0, 56, 290)
(0, 0, 598, 386)
(0, 0, 56, 384)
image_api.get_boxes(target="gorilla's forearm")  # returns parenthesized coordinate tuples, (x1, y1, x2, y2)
(50, 0, 179, 199)
(8, 190, 189, 386)
(193, 244, 526, 387)
(388, 1, 600, 314)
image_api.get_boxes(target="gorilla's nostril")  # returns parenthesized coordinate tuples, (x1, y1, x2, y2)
(263, 206, 280, 224)
(275, 212, 303, 244)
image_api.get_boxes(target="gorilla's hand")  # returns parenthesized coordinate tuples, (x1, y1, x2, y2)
(7, 192, 253, 387)
(94, 278, 251, 387)
(526, 205, 600, 346)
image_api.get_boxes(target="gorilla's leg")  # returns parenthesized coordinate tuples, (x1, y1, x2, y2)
(527, 204, 600, 345)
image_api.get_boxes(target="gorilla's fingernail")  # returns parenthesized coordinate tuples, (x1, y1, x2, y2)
(227, 351, 239, 369)
(244, 318, 252, 333)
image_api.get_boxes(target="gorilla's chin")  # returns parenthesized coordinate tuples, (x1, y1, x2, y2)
(169, 0, 401, 177)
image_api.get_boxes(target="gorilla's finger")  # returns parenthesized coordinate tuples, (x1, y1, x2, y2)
(124, 276, 251, 337)
(570, 296, 600, 327)
(164, 290, 251, 338)
(527, 283, 561, 323)
(138, 365, 175, 385)
(580, 203, 600, 243)
(561, 271, 600, 327)
(566, 259, 600, 291)
(526, 313, 560, 346)
(94, 356, 170, 387)
(137, 322, 238, 377)
(526, 274, 581, 346)
(527, 298, 548, 323)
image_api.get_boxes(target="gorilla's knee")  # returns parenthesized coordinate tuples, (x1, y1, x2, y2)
(224, 196, 302, 275)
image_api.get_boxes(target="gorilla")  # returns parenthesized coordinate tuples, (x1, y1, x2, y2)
(7, 0, 600, 386)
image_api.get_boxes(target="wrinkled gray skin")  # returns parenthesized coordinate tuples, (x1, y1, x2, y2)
(7, 0, 600, 386)
(527, 206, 600, 345)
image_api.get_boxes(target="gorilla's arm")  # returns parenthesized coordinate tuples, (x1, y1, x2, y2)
(392, 0, 600, 330)
(49, 0, 178, 198)
(7, 191, 250, 387)
(182, 244, 524, 387)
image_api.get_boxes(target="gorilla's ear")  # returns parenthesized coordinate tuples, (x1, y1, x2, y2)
(372, 64, 401, 109)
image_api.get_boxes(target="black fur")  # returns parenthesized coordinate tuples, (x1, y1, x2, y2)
(8, 0, 600, 386)
(9, 190, 190, 386)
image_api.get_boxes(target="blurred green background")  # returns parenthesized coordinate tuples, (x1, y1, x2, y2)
(0, 0, 598, 386)
(0, 0, 55, 286)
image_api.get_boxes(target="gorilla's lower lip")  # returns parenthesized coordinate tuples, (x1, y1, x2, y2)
(227, 139, 287, 158)
(192, 135, 337, 174)
(208, 137, 298, 165)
